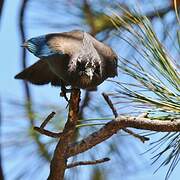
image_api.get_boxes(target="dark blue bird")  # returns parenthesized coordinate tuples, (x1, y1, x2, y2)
(15, 30, 118, 91)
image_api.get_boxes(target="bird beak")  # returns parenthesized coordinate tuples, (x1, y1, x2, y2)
(21, 42, 28, 48)
(85, 68, 94, 80)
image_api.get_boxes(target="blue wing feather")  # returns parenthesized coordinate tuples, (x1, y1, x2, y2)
(26, 35, 63, 58)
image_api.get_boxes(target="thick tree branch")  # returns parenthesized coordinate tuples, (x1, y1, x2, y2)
(48, 89, 81, 180)
(67, 157, 110, 169)
(67, 116, 180, 157)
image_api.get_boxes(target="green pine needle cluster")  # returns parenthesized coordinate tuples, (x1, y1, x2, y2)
(109, 8, 180, 179)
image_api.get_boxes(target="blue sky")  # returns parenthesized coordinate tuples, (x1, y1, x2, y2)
(0, 0, 180, 180)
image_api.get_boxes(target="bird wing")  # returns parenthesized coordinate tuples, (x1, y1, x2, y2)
(46, 30, 85, 72)
(26, 30, 83, 58)
(46, 30, 83, 55)
(14, 59, 62, 86)
(87, 35, 118, 78)
(103, 52, 118, 78)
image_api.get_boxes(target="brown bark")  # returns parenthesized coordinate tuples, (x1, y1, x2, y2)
(67, 116, 180, 158)
(47, 89, 81, 180)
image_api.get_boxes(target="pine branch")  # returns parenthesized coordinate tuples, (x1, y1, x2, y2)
(40, 111, 56, 128)
(34, 127, 63, 138)
(47, 89, 81, 180)
(67, 157, 110, 169)
(102, 92, 149, 143)
(34, 112, 63, 138)
(67, 116, 180, 158)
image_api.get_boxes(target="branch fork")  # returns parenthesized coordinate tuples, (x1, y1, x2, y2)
(33, 91, 180, 180)
(34, 111, 63, 138)
(102, 93, 149, 143)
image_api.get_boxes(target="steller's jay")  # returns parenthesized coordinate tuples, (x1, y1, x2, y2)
(15, 30, 118, 97)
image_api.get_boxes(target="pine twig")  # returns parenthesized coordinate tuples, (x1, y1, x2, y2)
(34, 111, 63, 138)
(102, 93, 149, 143)
(102, 92, 118, 117)
(40, 112, 56, 128)
(67, 157, 110, 169)
(34, 127, 62, 138)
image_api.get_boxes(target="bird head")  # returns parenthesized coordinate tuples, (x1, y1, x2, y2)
(21, 36, 55, 58)
(21, 38, 40, 55)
